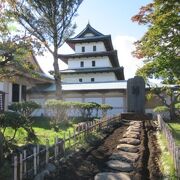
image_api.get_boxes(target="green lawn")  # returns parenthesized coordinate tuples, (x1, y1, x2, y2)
(4, 117, 77, 146)
(168, 122, 180, 146)
(157, 132, 176, 179)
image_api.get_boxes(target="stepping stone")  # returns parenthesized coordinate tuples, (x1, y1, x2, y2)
(127, 127, 141, 133)
(117, 144, 139, 153)
(94, 172, 131, 180)
(124, 131, 141, 137)
(121, 120, 130, 125)
(123, 133, 140, 139)
(106, 160, 133, 172)
(110, 150, 139, 163)
(119, 138, 141, 145)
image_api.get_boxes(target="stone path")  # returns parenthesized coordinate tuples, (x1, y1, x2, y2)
(94, 120, 142, 180)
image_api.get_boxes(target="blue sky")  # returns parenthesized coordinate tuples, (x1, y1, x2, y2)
(37, 0, 152, 80)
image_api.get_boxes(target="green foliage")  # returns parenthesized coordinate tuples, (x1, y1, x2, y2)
(45, 100, 113, 128)
(99, 104, 113, 118)
(157, 132, 176, 179)
(9, 101, 40, 119)
(0, 101, 40, 157)
(2, 0, 83, 99)
(168, 122, 180, 145)
(153, 106, 169, 113)
(175, 103, 180, 109)
(132, 0, 180, 84)
(45, 99, 70, 130)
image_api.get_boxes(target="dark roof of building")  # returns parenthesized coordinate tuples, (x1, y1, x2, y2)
(66, 24, 114, 51)
(74, 23, 104, 38)
(58, 50, 120, 67)
(61, 67, 124, 80)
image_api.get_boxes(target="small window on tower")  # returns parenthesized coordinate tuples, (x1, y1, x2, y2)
(93, 45, 96, 51)
(82, 46, 85, 52)
(80, 61, 84, 67)
(79, 78, 83, 82)
(91, 78, 95, 82)
(92, 61, 95, 67)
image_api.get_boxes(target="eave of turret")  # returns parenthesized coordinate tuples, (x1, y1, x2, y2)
(58, 50, 120, 67)
(66, 24, 114, 51)
(66, 35, 114, 51)
(61, 67, 125, 80)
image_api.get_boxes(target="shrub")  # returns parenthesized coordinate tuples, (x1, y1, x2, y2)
(45, 100, 71, 130)
(100, 104, 113, 118)
(153, 106, 169, 113)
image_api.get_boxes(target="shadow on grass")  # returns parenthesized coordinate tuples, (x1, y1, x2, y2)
(32, 117, 74, 131)
(32, 117, 51, 130)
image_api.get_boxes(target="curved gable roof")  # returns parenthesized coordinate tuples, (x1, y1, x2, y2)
(74, 23, 104, 38)
(66, 24, 114, 51)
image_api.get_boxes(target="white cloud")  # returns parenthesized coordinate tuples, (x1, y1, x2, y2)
(113, 35, 144, 80)
(36, 43, 73, 75)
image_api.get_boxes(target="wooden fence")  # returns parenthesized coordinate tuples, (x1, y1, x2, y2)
(13, 114, 121, 180)
(158, 114, 180, 178)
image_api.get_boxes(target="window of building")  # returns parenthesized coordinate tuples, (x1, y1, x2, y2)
(12, 83, 20, 102)
(92, 60, 95, 67)
(21, 85, 27, 101)
(93, 45, 96, 52)
(82, 46, 85, 52)
(80, 61, 84, 67)
(79, 78, 83, 82)
(91, 78, 95, 82)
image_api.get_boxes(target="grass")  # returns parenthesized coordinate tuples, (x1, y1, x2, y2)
(4, 117, 77, 146)
(157, 131, 176, 179)
(168, 122, 180, 146)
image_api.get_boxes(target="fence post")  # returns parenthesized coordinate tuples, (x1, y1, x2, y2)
(33, 147, 37, 176)
(63, 133, 66, 153)
(73, 128, 76, 148)
(68, 131, 71, 147)
(19, 154, 23, 180)
(54, 137, 58, 160)
(14, 156, 18, 180)
(37, 145, 40, 170)
(23, 150, 27, 177)
(46, 139, 49, 164)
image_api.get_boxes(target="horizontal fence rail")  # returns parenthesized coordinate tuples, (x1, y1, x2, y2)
(13, 114, 121, 180)
(158, 114, 180, 178)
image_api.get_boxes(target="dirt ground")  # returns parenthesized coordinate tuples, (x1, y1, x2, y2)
(49, 120, 162, 180)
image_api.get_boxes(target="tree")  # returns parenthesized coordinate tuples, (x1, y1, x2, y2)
(3, 0, 83, 99)
(132, 0, 180, 120)
(132, 0, 180, 84)
(0, 4, 37, 79)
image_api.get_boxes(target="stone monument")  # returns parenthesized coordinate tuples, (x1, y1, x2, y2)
(127, 76, 145, 114)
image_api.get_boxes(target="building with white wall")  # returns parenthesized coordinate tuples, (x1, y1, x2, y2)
(28, 24, 127, 116)
(0, 53, 53, 111)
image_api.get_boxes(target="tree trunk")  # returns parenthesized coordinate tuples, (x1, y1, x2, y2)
(53, 50, 63, 100)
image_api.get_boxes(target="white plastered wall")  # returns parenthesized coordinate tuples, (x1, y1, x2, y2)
(68, 56, 112, 69)
(75, 42, 106, 53)
(62, 72, 117, 83)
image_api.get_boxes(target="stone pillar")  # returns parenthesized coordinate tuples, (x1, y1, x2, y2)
(127, 76, 145, 113)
